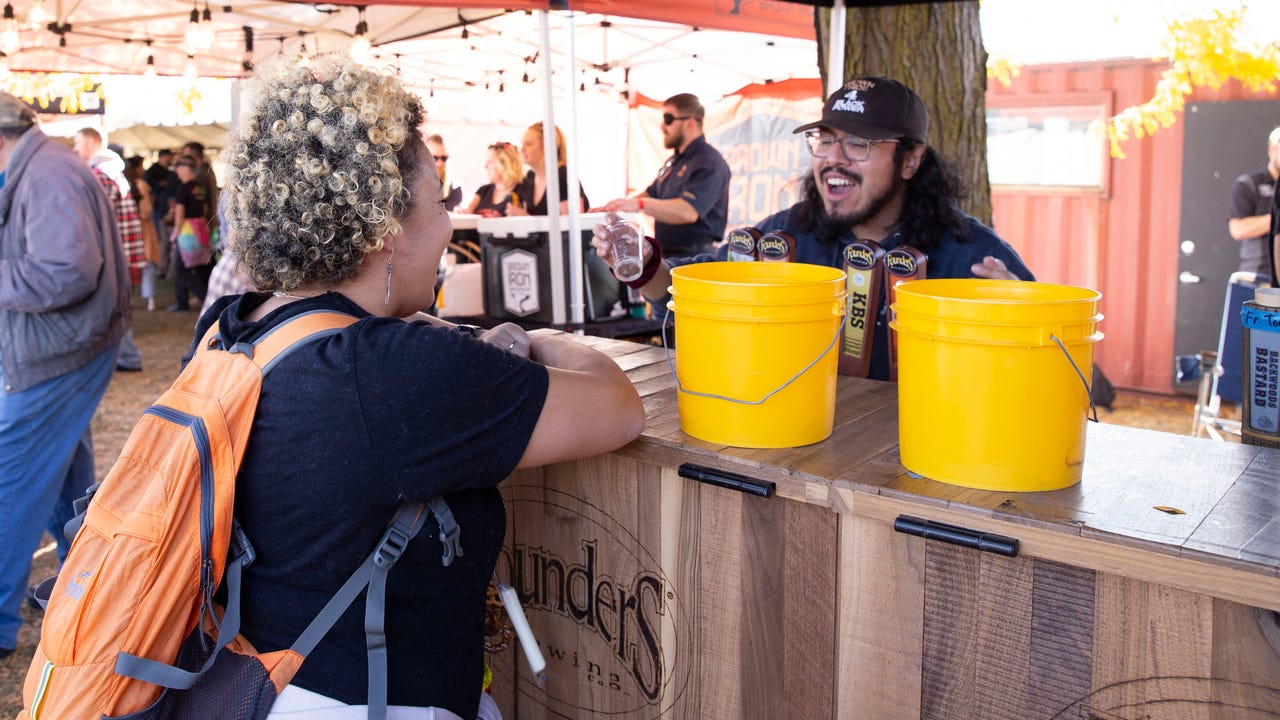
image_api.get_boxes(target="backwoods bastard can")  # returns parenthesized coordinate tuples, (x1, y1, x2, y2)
(1241, 286, 1280, 448)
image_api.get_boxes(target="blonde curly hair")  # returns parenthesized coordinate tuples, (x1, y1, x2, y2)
(223, 54, 426, 291)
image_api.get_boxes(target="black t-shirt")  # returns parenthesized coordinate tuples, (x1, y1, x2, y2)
(1228, 167, 1275, 275)
(175, 179, 207, 221)
(516, 166, 589, 216)
(187, 292, 549, 716)
(472, 182, 517, 216)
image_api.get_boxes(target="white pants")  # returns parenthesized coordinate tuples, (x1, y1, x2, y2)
(268, 684, 502, 720)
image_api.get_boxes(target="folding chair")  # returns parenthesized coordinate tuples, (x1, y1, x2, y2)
(1192, 271, 1268, 439)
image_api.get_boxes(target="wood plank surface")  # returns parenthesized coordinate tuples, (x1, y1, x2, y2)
(1090, 577, 1213, 720)
(837, 514, 925, 720)
(921, 542, 981, 719)
(1186, 455, 1280, 567)
(1028, 560, 1096, 719)
(780, 497, 837, 717)
(657, 465, 701, 719)
(1210, 599, 1280, 718)
(972, 553, 1034, 720)
(695, 480, 745, 719)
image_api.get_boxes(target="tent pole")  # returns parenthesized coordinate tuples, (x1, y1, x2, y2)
(537, 10, 566, 326)
(563, 11, 585, 328)
(826, 0, 846, 95)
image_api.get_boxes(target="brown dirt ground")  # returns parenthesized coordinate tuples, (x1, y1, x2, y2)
(0, 285, 1222, 715)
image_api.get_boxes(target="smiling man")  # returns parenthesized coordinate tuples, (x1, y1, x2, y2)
(593, 76, 1034, 380)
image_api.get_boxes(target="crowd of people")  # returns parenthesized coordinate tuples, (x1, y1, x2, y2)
(8, 46, 1275, 719)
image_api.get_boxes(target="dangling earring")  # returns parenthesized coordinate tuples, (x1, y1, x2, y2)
(383, 245, 395, 306)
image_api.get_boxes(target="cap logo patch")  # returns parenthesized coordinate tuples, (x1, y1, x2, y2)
(832, 90, 865, 114)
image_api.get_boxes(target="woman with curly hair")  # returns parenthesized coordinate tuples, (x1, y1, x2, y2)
(463, 141, 525, 218)
(189, 54, 644, 719)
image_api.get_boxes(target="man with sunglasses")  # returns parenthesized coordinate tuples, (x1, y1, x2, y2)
(427, 133, 463, 211)
(597, 93, 730, 256)
(593, 76, 1033, 381)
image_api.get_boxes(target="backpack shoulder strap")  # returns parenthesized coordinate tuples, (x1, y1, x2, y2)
(193, 309, 357, 374)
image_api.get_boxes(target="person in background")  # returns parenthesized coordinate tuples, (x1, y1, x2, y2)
(73, 128, 145, 372)
(205, 54, 643, 719)
(168, 155, 214, 311)
(1271, 160, 1280, 283)
(0, 92, 130, 659)
(125, 155, 162, 311)
(202, 196, 254, 312)
(143, 148, 174, 275)
(1227, 126, 1280, 277)
(592, 76, 1033, 382)
(426, 133, 463, 211)
(597, 93, 730, 256)
(462, 141, 525, 217)
(511, 122, 588, 216)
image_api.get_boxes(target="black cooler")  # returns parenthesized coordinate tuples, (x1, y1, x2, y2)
(477, 213, 623, 324)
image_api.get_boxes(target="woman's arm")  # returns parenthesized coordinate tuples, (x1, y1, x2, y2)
(517, 333, 644, 468)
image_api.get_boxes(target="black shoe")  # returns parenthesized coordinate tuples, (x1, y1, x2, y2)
(166, 305, 191, 313)
(116, 364, 143, 372)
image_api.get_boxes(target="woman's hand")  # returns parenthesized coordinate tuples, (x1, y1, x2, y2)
(479, 322, 531, 359)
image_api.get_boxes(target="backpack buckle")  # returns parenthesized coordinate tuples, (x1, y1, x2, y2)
(374, 524, 411, 570)
(438, 523, 463, 567)
(230, 520, 256, 569)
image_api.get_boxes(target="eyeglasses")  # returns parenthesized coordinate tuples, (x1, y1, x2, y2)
(662, 113, 692, 126)
(488, 142, 514, 151)
(803, 131, 896, 162)
(432, 154, 449, 163)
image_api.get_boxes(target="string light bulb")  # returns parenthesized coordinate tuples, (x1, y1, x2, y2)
(184, 54, 197, 82)
(1, 3, 19, 56)
(143, 39, 156, 78)
(349, 5, 370, 63)
(26, 0, 44, 27)
(184, 0, 212, 54)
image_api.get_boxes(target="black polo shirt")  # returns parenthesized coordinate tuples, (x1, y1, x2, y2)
(645, 135, 730, 255)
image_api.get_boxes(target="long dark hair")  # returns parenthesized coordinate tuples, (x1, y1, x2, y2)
(790, 139, 967, 252)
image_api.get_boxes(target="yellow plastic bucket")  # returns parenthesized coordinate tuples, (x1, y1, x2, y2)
(890, 279, 1103, 492)
(668, 262, 846, 448)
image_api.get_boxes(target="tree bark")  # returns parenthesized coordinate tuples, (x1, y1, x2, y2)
(816, 1, 991, 224)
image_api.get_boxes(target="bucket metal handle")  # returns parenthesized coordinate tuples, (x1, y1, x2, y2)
(1050, 334, 1099, 423)
(661, 301, 848, 406)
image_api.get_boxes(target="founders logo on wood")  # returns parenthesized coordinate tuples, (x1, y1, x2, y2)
(496, 482, 694, 718)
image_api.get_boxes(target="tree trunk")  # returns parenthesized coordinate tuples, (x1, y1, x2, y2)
(816, 1, 991, 224)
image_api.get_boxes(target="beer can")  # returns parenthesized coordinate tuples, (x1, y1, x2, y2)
(1241, 286, 1280, 448)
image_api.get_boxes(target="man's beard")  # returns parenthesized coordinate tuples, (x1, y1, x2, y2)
(819, 168, 902, 241)
(663, 129, 683, 150)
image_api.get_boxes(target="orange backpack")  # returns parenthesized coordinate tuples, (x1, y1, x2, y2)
(19, 310, 463, 720)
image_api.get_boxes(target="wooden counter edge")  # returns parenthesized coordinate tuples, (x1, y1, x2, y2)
(839, 490, 1280, 612)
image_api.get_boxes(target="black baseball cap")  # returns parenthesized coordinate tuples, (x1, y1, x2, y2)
(793, 77, 928, 143)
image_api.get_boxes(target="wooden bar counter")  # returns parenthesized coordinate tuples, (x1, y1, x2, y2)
(488, 332, 1280, 719)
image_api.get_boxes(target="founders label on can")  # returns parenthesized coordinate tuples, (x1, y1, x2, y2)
(757, 231, 796, 262)
(726, 227, 760, 262)
(840, 240, 885, 377)
(883, 246, 928, 381)
(1241, 299, 1280, 443)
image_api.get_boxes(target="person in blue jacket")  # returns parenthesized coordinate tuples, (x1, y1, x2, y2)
(592, 75, 1034, 381)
